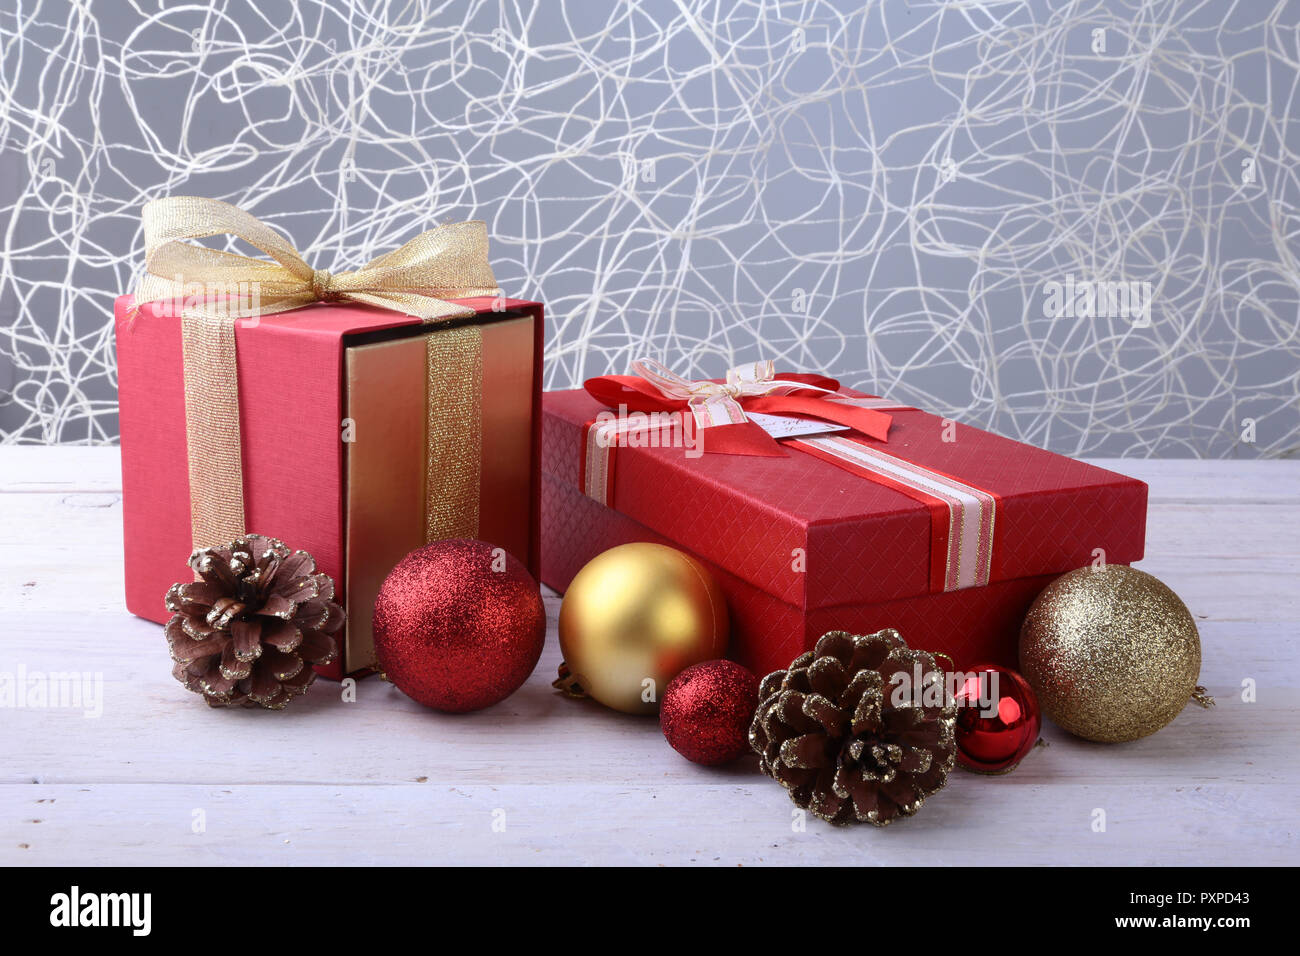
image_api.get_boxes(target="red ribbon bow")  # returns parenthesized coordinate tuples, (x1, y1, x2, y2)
(583, 358, 894, 456)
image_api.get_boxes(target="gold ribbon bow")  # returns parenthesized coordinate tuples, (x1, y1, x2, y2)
(133, 197, 501, 553)
(137, 196, 500, 322)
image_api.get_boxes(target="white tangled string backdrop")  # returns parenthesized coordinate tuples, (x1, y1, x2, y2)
(0, 0, 1296, 455)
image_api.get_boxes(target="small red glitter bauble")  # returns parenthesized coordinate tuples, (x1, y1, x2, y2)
(372, 539, 546, 713)
(660, 660, 759, 765)
(953, 663, 1041, 773)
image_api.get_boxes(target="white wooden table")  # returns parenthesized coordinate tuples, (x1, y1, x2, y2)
(1, 448, 1296, 865)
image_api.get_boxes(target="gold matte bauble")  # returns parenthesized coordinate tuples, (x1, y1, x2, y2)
(1020, 565, 1204, 743)
(556, 543, 729, 715)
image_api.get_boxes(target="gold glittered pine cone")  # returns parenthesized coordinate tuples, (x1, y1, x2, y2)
(750, 628, 957, 826)
(164, 535, 344, 709)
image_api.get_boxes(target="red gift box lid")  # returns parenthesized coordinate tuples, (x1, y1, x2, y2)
(542, 387, 1147, 611)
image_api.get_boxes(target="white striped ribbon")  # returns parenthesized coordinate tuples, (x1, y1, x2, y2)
(583, 413, 686, 505)
(791, 434, 997, 592)
(581, 397, 916, 509)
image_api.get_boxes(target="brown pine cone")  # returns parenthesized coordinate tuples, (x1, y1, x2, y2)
(164, 535, 344, 709)
(750, 628, 956, 825)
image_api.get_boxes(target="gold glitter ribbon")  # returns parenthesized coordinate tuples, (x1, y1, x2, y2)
(424, 325, 483, 542)
(179, 311, 246, 553)
(134, 197, 499, 551)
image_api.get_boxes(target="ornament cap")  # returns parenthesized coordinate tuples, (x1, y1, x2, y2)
(552, 662, 591, 699)
(1191, 685, 1216, 708)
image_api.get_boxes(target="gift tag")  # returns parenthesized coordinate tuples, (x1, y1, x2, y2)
(748, 411, 849, 440)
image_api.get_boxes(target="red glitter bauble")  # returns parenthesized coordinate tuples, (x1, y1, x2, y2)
(372, 539, 546, 713)
(953, 663, 1041, 773)
(660, 660, 759, 765)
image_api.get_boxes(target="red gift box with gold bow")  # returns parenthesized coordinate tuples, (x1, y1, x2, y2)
(116, 198, 544, 680)
(540, 360, 1148, 676)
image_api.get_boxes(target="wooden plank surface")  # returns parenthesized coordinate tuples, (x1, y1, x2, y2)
(1, 449, 1297, 865)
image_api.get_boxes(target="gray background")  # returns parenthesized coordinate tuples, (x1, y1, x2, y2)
(1, 0, 1296, 455)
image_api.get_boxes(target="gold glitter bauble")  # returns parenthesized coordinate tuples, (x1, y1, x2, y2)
(1020, 565, 1202, 742)
(556, 543, 729, 715)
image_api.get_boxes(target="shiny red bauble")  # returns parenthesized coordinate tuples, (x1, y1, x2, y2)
(953, 663, 1041, 773)
(372, 539, 546, 713)
(660, 660, 759, 765)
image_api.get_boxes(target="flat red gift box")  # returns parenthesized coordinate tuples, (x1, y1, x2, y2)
(540, 387, 1147, 676)
(115, 295, 545, 679)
